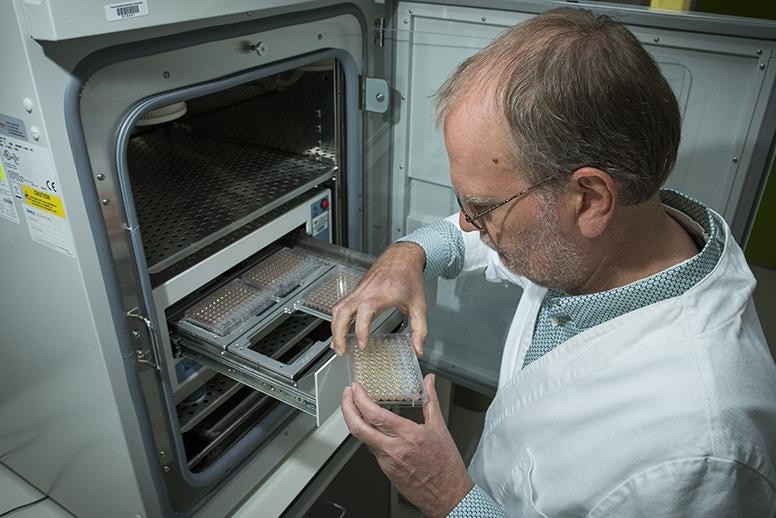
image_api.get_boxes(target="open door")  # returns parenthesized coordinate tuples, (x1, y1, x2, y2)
(383, 1, 776, 393)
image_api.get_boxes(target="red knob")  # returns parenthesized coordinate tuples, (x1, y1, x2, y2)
(320, 198, 329, 209)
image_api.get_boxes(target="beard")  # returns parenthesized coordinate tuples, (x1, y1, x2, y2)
(480, 202, 583, 292)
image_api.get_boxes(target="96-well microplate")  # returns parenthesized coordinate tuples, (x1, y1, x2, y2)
(298, 265, 364, 316)
(346, 334, 425, 407)
(241, 247, 324, 298)
(183, 279, 274, 337)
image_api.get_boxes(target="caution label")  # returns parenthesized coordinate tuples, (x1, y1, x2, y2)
(0, 126, 74, 256)
(23, 185, 66, 218)
(0, 161, 4, 180)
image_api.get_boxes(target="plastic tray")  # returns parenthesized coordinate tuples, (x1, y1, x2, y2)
(345, 334, 426, 407)
(182, 279, 274, 337)
(297, 264, 365, 316)
(241, 247, 325, 298)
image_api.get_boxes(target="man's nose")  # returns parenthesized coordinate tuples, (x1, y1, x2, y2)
(458, 211, 480, 232)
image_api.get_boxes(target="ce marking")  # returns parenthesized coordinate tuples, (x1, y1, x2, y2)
(45, 179, 57, 193)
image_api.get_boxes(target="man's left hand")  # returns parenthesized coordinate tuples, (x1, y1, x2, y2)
(340, 373, 474, 517)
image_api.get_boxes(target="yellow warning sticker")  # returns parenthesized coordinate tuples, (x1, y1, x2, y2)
(22, 185, 66, 218)
(0, 161, 5, 180)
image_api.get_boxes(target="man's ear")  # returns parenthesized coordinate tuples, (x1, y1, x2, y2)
(569, 167, 616, 239)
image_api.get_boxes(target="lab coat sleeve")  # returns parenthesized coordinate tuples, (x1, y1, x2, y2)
(395, 215, 496, 280)
(588, 456, 776, 518)
(448, 484, 507, 518)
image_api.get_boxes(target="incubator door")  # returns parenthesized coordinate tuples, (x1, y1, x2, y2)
(387, 1, 776, 395)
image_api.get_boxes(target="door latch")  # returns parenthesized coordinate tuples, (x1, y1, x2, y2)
(363, 77, 390, 114)
(128, 307, 162, 371)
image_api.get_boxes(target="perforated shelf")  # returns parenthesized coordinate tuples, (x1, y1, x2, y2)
(127, 128, 334, 273)
(176, 375, 242, 433)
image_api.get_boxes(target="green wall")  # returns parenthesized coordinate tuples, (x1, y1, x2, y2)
(693, 0, 776, 20)
(746, 161, 776, 268)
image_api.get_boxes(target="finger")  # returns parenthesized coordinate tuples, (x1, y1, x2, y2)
(340, 385, 373, 438)
(351, 382, 413, 436)
(354, 305, 377, 349)
(341, 385, 393, 449)
(407, 303, 428, 357)
(330, 300, 355, 356)
(421, 373, 444, 426)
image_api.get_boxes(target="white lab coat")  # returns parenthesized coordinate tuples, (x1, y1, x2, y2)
(449, 208, 776, 517)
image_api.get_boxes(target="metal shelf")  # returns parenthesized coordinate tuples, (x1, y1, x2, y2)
(127, 127, 334, 274)
(177, 375, 243, 433)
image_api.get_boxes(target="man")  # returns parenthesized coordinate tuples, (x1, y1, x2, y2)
(331, 7, 776, 517)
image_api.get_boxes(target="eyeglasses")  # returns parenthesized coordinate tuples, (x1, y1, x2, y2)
(456, 173, 558, 230)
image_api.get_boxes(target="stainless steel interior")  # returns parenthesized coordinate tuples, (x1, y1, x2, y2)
(119, 55, 404, 501)
(125, 61, 348, 482)
(127, 63, 338, 282)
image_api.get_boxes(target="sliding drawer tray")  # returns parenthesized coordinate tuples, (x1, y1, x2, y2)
(170, 238, 403, 426)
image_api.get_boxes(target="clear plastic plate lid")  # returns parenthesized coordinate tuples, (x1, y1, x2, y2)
(241, 247, 325, 298)
(298, 264, 365, 316)
(345, 334, 426, 407)
(182, 279, 274, 337)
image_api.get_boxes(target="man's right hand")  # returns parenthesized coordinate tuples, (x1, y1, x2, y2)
(330, 241, 428, 356)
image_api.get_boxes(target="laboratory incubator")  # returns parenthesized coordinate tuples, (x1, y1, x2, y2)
(0, 0, 774, 516)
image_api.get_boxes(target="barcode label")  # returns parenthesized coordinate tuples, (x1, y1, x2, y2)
(117, 5, 139, 17)
(105, 0, 149, 22)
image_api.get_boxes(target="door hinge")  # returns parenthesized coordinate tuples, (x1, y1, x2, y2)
(362, 76, 390, 114)
(375, 16, 385, 48)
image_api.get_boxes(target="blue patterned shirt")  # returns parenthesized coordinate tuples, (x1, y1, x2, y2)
(398, 190, 723, 517)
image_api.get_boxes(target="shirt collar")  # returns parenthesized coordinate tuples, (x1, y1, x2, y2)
(540, 189, 723, 331)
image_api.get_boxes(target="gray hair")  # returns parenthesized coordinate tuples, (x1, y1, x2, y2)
(435, 7, 681, 205)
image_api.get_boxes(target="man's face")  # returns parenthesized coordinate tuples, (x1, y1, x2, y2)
(444, 95, 583, 290)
